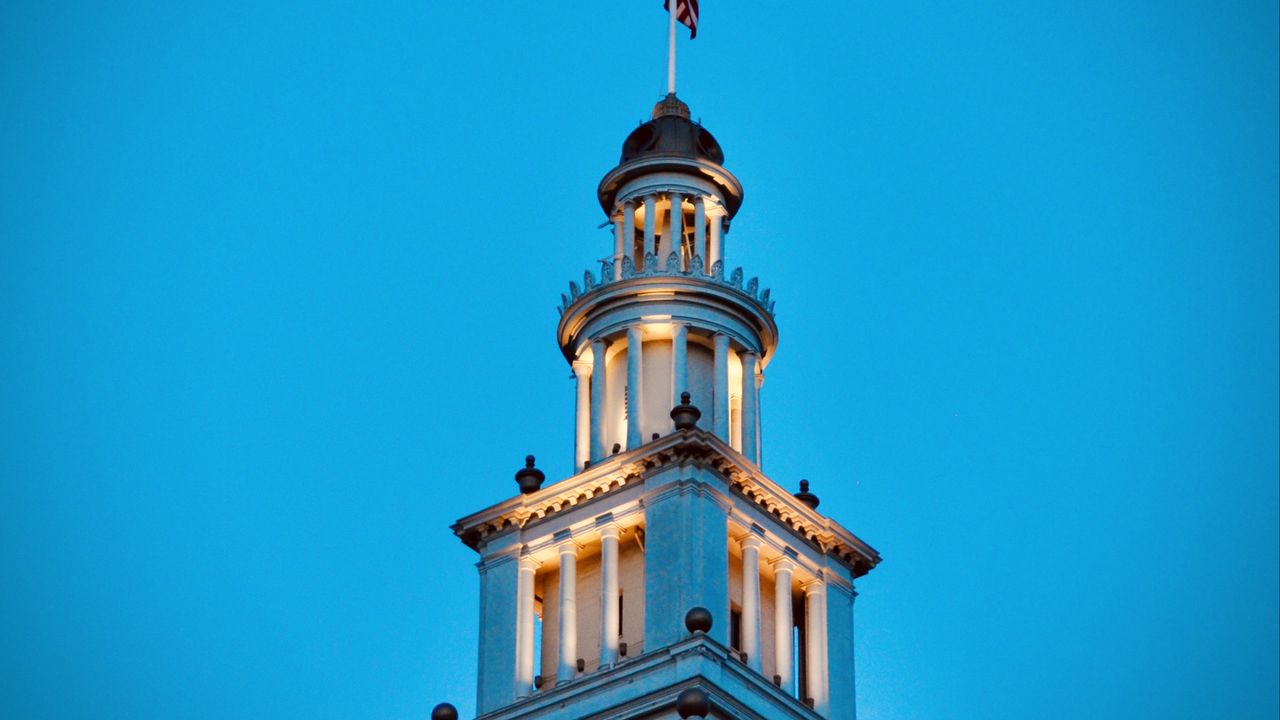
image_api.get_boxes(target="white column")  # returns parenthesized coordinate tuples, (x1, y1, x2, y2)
(643, 195, 657, 262)
(573, 360, 591, 472)
(730, 393, 743, 450)
(694, 197, 706, 267)
(709, 212, 723, 269)
(773, 558, 796, 694)
(669, 192, 684, 265)
(740, 535, 763, 673)
(626, 326, 644, 449)
(590, 340, 607, 462)
(671, 323, 688, 414)
(612, 210, 624, 276)
(598, 525, 621, 668)
(755, 370, 764, 468)
(622, 200, 635, 265)
(740, 351, 759, 464)
(516, 555, 538, 696)
(804, 579, 829, 713)
(654, 196, 669, 261)
(712, 333, 730, 441)
(557, 543, 579, 685)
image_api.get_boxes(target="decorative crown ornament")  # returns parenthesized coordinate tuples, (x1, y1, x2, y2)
(793, 479, 820, 509)
(514, 455, 545, 494)
(670, 391, 702, 430)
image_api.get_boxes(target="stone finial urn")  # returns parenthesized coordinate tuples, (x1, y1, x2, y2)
(684, 606, 713, 634)
(676, 687, 710, 718)
(670, 391, 702, 430)
(514, 455, 545, 494)
(793, 479, 820, 509)
(430, 704, 458, 720)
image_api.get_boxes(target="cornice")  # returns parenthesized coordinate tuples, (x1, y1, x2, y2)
(477, 633, 820, 720)
(452, 430, 881, 578)
(597, 154, 744, 219)
(558, 252, 775, 321)
(555, 256, 779, 364)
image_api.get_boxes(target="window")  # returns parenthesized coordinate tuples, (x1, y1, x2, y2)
(730, 607, 742, 652)
(794, 624, 805, 700)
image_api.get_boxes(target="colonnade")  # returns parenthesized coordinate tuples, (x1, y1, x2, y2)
(514, 525, 626, 696)
(511, 527, 831, 710)
(738, 546, 829, 709)
(611, 193, 725, 274)
(571, 329, 762, 471)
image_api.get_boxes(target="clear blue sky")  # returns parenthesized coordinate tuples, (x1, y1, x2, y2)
(2, 2, 1276, 719)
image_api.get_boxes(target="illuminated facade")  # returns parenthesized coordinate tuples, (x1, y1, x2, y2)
(451, 94, 880, 720)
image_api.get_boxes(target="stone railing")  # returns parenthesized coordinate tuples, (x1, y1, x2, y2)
(557, 252, 776, 317)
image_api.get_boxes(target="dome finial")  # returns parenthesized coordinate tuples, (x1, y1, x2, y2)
(653, 93, 691, 120)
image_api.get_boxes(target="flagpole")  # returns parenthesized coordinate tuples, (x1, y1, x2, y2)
(667, 0, 677, 94)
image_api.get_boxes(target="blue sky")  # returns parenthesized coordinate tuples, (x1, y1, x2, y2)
(1, 2, 1276, 719)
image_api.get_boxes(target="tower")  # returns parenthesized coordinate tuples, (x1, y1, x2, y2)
(451, 94, 880, 720)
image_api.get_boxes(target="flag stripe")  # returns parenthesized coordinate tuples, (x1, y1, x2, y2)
(664, 0, 699, 39)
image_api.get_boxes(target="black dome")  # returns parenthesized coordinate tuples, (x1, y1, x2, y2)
(619, 94, 725, 165)
(597, 94, 743, 219)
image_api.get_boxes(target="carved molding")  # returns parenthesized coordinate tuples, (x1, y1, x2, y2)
(556, 253, 777, 317)
(452, 431, 880, 578)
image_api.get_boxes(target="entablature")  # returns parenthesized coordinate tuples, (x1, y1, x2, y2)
(556, 257, 778, 365)
(477, 633, 819, 720)
(452, 429, 880, 579)
(598, 154, 744, 220)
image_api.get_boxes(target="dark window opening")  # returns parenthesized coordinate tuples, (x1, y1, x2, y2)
(730, 607, 743, 652)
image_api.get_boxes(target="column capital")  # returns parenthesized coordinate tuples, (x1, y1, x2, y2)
(571, 360, 592, 377)
(740, 534, 764, 551)
(771, 556, 798, 574)
(518, 554, 542, 571)
(801, 575, 827, 594)
(554, 530, 582, 556)
(597, 523, 622, 540)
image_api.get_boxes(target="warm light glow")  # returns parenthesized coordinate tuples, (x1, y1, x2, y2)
(727, 351, 744, 392)
(638, 317, 674, 342)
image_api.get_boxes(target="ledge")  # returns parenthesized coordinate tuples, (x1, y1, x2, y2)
(557, 252, 775, 319)
(451, 430, 880, 578)
(478, 633, 823, 720)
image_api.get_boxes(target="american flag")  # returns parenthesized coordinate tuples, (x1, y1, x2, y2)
(664, 0, 699, 39)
